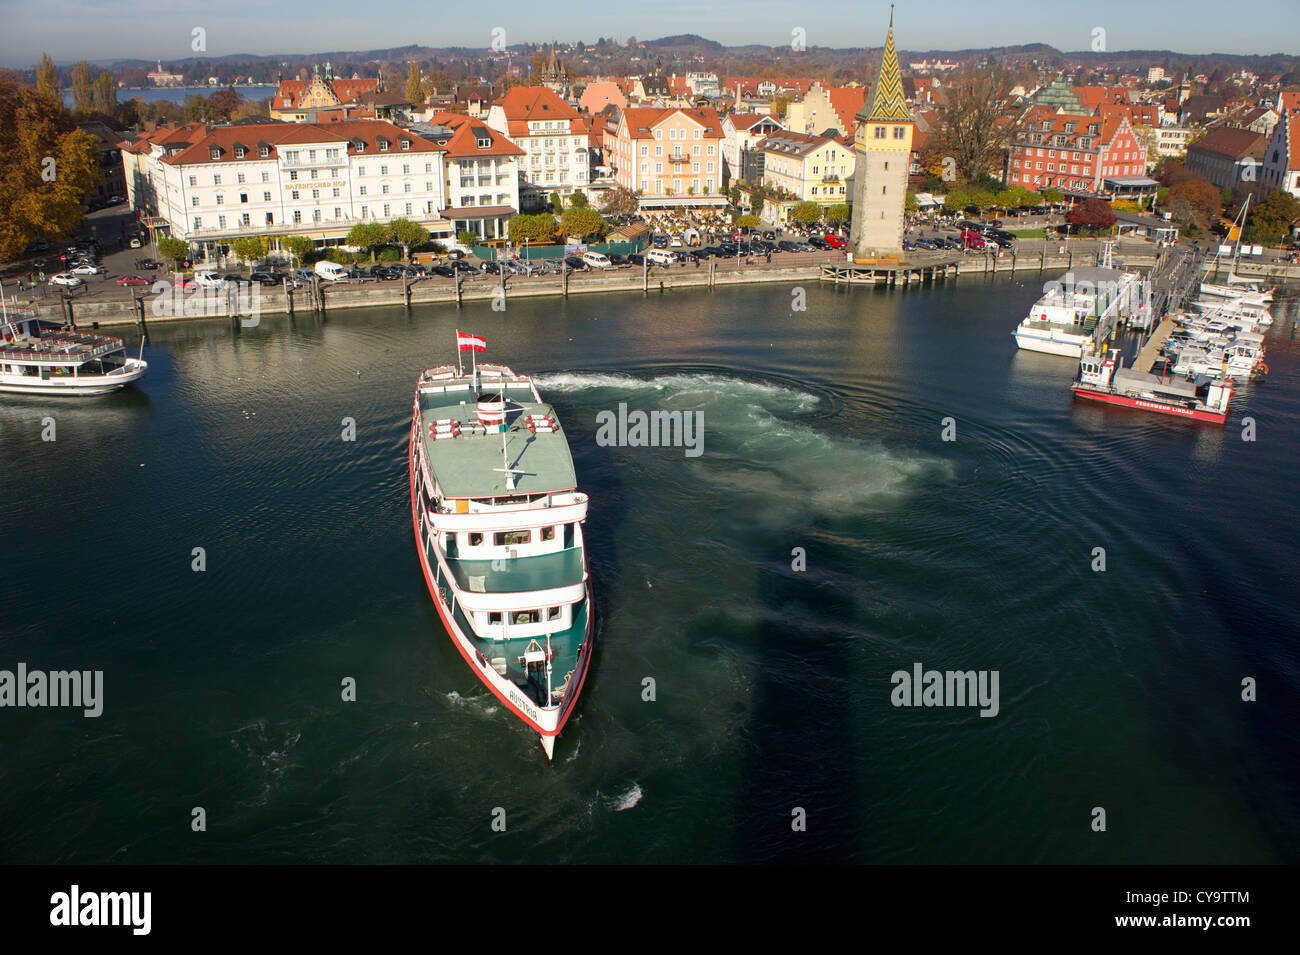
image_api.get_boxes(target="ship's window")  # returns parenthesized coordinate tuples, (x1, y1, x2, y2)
(542, 526, 555, 542)
(469, 533, 483, 546)
(488, 612, 501, 624)
(496, 530, 530, 546)
(548, 607, 561, 620)
(513, 611, 537, 625)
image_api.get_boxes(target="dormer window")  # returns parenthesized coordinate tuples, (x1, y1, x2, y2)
(400, 139, 410, 151)
(209, 146, 221, 160)
(378, 138, 389, 151)
(1088, 124, 1099, 135)
(478, 137, 491, 148)
(1064, 122, 1075, 133)
(234, 146, 245, 159)
(1041, 120, 1050, 131)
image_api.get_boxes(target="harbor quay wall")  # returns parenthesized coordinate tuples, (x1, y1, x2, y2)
(26, 253, 1300, 328)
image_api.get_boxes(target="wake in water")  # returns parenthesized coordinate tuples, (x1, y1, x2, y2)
(536, 370, 953, 513)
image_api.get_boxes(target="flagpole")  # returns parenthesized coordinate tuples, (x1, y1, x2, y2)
(456, 329, 464, 377)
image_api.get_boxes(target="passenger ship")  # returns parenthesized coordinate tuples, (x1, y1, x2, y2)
(0, 315, 147, 396)
(408, 338, 594, 760)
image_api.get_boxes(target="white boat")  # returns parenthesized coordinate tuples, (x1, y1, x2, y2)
(0, 316, 147, 396)
(1013, 264, 1142, 358)
(408, 340, 594, 761)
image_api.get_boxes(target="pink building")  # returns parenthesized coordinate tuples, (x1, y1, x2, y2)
(609, 107, 727, 210)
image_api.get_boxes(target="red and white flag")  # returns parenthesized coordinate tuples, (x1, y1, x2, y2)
(456, 331, 486, 353)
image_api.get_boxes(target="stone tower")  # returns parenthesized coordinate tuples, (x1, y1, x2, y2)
(849, 9, 913, 260)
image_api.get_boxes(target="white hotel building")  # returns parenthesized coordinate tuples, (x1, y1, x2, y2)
(485, 87, 589, 211)
(121, 120, 452, 258)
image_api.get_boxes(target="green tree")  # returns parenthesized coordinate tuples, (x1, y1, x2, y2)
(735, 214, 762, 231)
(825, 203, 851, 227)
(1040, 188, 1065, 204)
(36, 54, 58, 100)
(91, 72, 117, 115)
(568, 190, 589, 208)
(1243, 190, 1300, 246)
(389, 218, 429, 258)
(456, 229, 478, 248)
(549, 191, 564, 214)
(183, 93, 207, 123)
(70, 61, 92, 111)
(790, 201, 823, 226)
(750, 192, 765, 217)
(282, 235, 315, 266)
(157, 236, 189, 267)
(560, 206, 607, 241)
(905, 191, 920, 213)
(0, 71, 102, 261)
(230, 236, 267, 272)
(508, 213, 559, 245)
(345, 221, 391, 262)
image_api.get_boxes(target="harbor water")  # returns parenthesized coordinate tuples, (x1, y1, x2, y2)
(1, 275, 1297, 863)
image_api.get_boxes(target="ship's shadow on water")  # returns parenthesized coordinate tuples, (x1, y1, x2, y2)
(732, 566, 864, 863)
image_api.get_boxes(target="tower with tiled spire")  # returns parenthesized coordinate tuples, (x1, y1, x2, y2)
(849, 8, 914, 260)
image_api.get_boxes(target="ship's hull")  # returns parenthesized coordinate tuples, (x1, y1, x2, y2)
(0, 359, 146, 396)
(408, 410, 594, 757)
(1070, 385, 1228, 424)
(1013, 329, 1087, 358)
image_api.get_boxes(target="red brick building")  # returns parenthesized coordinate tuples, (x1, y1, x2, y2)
(1007, 106, 1147, 196)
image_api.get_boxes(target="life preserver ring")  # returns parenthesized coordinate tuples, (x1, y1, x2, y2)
(1257, 362, 1269, 375)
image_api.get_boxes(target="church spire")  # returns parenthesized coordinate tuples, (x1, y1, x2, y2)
(858, 7, 911, 122)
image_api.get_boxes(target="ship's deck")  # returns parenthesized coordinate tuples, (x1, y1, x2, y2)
(446, 546, 585, 594)
(419, 385, 577, 499)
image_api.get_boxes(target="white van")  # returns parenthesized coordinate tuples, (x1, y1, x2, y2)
(194, 271, 225, 288)
(581, 251, 613, 270)
(646, 249, 676, 266)
(315, 260, 348, 282)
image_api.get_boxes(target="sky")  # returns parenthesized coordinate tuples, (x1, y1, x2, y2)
(1, 0, 1297, 67)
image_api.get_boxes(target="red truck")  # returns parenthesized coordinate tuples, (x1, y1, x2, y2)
(823, 233, 847, 249)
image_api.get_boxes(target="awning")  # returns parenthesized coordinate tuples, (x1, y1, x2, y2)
(440, 205, 517, 218)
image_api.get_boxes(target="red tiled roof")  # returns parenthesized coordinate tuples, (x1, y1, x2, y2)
(155, 120, 445, 165)
(618, 106, 724, 139)
(826, 87, 867, 133)
(728, 112, 781, 131)
(271, 78, 379, 110)
(1188, 127, 1268, 160)
(424, 113, 525, 158)
(491, 86, 581, 136)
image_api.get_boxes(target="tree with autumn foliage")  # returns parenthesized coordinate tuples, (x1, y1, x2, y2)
(1066, 197, 1117, 234)
(1166, 177, 1222, 231)
(0, 68, 101, 262)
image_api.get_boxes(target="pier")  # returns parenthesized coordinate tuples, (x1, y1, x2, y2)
(1129, 247, 1203, 373)
(820, 254, 961, 286)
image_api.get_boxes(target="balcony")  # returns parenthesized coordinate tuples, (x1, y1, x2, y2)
(821, 174, 840, 183)
(668, 154, 690, 163)
(281, 156, 339, 168)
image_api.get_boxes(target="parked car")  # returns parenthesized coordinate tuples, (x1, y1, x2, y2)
(761, 230, 777, 241)
(134, 258, 161, 270)
(115, 274, 149, 286)
(627, 252, 646, 266)
(69, 263, 103, 275)
(315, 260, 349, 282)
(430, 264, 456, 278)
(128, 236, 143, 249)
(807, 235, 830, 250)
(581, 251, 613, 270)
(915, 238, 938, 250)
(173, 274, 198, 289)
(49, 273, 84, 287)
(450, 259, 477, 274)
(248, 271, 279, 286)
(480, 261, 500, 274)
(607, 253, 630, 266)
(563, 255, 588, 271)
(645, 249, 676, 266)
(194, 271, 225, 288)
(823, 233, 847, 249)
(777, 240, 802, 253)
(369, 266, 399, 280)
